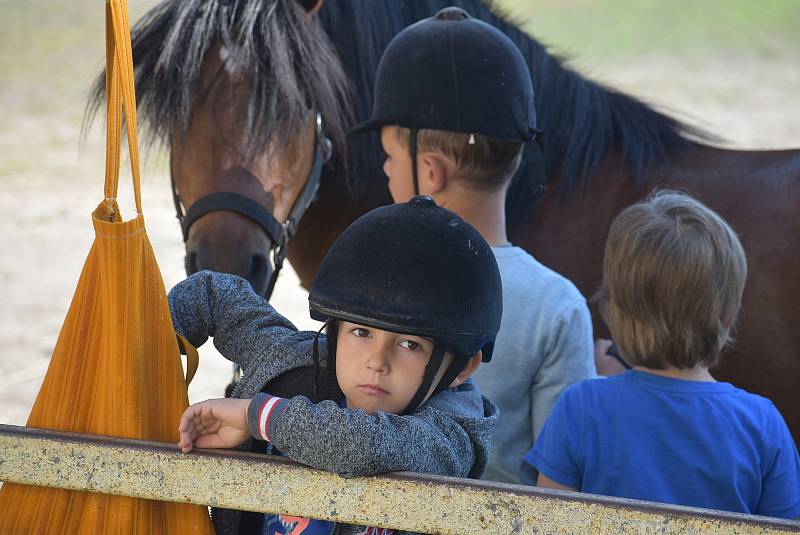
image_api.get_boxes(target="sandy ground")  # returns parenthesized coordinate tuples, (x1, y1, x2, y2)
(1, 49, 798, 426)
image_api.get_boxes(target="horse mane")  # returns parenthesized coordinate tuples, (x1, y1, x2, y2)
(84, 0, 712, 226)
(318, 0, 711, 225)
(84, 0, 352, 166)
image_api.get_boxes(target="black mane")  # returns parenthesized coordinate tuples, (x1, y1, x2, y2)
(318, 0, 709, 225)
(86, 0, 709, 226)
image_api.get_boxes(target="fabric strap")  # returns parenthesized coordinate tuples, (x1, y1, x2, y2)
(107, 0, 200, 390)
(410, 127, 420, 195)
(403, 342, 446, 413)
(431, 357, 465, 398)
(176, 335, 200, 387)
(311, 320, 330, 401)
(104, 0, 143, 215)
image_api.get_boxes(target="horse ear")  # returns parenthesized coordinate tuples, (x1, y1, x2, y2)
(297, 0, 324, 15)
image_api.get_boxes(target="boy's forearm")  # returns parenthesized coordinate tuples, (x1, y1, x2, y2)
(168, 271, 298, 369)
(168, 271, 217, 347)
(247, 393, 473, 478)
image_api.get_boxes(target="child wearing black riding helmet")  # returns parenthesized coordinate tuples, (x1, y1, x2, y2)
(353, 7, 596, 485)
(169, 196, 501, 535)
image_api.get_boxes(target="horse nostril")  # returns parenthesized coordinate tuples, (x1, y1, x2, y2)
(185, 251, 199, 275)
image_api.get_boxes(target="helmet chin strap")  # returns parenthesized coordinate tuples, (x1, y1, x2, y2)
(312, 319, 342, 402)
(311, 320, 329, 401)
(402, 343, 467, 414)
(410, 127, 420, 196)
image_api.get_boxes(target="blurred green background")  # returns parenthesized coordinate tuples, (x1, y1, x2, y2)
(503, 0, 800, 64)
(5, 1, 800, 81)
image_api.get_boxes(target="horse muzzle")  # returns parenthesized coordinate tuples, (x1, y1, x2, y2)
(183, 210, 276, 297)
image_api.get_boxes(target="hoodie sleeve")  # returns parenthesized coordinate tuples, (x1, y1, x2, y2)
(167, 270, 300, 374)
(246, 384, 497, 479)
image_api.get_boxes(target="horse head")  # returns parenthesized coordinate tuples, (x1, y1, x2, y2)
(170, 41, 334, 296)
(89, 0, 351, 297)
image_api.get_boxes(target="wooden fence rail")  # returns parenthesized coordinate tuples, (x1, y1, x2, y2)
(1, 424, 798, 534)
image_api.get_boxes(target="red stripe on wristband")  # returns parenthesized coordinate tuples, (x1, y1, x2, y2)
(258, 395, 284, 442)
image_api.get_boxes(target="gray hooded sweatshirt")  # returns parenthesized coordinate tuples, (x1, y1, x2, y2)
(168, 271, 498, 535)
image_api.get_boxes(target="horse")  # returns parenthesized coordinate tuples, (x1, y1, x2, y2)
(87, 0, 800, 441)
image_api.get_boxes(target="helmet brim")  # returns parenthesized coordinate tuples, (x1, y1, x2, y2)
(350, 117, 385, 135)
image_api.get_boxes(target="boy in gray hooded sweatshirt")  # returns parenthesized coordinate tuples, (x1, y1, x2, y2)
(170, 197, 501, 535)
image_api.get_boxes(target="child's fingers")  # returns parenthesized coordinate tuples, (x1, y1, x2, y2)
(178, 400, 216, 452)
(193, 434, 226, 450)
(180, 430, 220, 451)
(178, 408, 195, 452)
(177, 398, 245, 453)
(178, 402, 203, 433)
(178, 423, 194, 452)
(178, 435, 194, 453)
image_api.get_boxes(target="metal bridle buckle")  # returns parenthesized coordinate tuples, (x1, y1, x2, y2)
(316, 112, 333, 163)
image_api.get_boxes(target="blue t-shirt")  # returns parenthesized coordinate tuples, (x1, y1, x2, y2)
(524, 370, 800, 519)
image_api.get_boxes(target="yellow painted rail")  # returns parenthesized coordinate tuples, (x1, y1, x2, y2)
(1, 424, 798, 534)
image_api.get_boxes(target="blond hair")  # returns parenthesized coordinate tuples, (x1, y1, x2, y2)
(395, 127, 523, 191)
(596, 190, 747, 369)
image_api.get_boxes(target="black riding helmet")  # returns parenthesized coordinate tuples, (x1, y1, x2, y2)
(309, 196, 502, 413)
(353, 7, 541, 194)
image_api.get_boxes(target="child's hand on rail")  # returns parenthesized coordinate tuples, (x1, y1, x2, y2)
(178, 398, 251, 453)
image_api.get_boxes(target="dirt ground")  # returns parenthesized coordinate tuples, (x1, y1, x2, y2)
(1, 31, 798, 425)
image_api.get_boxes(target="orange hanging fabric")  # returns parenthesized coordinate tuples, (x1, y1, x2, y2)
(0, 1, 213, 532)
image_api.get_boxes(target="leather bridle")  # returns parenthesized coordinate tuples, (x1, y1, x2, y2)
(170, 112, 332, 298)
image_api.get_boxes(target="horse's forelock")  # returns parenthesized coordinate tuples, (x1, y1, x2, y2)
(85, 0, 352, 168)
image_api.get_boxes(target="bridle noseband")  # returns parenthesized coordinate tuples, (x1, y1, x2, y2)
(171, 112, 333, 299)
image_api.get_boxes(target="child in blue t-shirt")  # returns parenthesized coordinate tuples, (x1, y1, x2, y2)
(524, 190, 800, 519)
